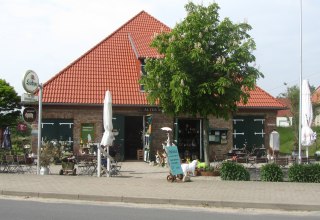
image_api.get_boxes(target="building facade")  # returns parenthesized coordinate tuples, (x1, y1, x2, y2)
(32, 11, 285, 162)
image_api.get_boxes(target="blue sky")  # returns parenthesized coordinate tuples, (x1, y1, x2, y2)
(0, 0, 319, 97)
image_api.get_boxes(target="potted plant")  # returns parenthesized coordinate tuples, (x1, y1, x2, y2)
(59, 152, 76, 175)
(200, 166, 215, 176)
(39, 141, 60, 175)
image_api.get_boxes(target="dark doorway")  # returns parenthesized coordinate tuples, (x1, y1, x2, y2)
(124, 116, 143, 160)
(175, 118, 202, 161)
(232, 116, 265, 152)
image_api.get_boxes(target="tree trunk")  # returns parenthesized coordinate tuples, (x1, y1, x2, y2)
(203, 118, 210, 166)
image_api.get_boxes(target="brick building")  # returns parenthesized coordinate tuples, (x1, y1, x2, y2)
(33, 11, 284, 162)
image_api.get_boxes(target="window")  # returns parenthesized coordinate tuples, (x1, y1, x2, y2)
(209, 128, 228, 144)
(140, 59, 146, 91)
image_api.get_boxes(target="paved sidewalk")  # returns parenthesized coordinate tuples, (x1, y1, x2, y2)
(0, 162, 320, 211)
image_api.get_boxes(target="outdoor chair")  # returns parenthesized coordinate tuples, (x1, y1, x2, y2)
(0, 155, 6, 173)
(16, 155, 27, 173)
(248, 156, 268, 169)
(236, 157, 247, 164)
(5, 155, 18, 173)
(100, 155, 121, 177)
(24, 156, 37, 174)
(76, 155, 97, 175)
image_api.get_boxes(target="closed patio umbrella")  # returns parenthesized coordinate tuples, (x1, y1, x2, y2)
(301, 80, 315, 159)
(2, 127, 12, 150)
(99, 91, 115, 176)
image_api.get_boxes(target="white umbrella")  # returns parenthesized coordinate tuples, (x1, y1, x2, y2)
(101, 91, 115, 146)
(99, 91, 115, 177)
(301, 80, 315, 159)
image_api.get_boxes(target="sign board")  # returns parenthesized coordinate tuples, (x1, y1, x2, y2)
(81, 123, 95, 143)
(21, 93, 39, 103)
(165, 145, 183, 175)
(23, 107, 37, 123)
(22, 70, 39, 94)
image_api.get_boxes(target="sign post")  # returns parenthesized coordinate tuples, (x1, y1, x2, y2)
(21, 70, 42, 175)
(36, 84, 42, 175)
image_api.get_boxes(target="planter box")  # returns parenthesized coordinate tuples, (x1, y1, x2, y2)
(200, 171, 214, 176)
(198, 170, 220, 176)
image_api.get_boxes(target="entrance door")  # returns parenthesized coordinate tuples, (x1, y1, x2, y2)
(175, 118, 202, 161)
(232, 116, 265, 152)
(124, 116, 143, 160)
(113, 115, 124, 161)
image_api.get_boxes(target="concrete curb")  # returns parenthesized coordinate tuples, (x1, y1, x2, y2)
(2, 190, 320, 212)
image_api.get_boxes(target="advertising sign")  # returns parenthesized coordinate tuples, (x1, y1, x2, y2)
(81, 123, 95, 143)
(23, 107, 37, 123)
(165, 145, 183, 175)
(22, 70, 39, 94)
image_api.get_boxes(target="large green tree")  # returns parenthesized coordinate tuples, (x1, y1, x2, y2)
(0, 79, 21, 143)
(141, 2, 263, 164)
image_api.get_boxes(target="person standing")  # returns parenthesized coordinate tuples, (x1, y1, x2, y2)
(269, 129, 280, 158)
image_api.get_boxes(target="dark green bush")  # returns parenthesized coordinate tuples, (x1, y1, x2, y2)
(260, 163, 283, 182)
(220, 161, 250, 181)
(288, 163, 320, 183)
(288, 164, 304, 182)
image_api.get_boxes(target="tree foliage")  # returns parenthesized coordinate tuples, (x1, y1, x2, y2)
(141, 2, 263, 119)
(278, 84, 313, 149)
(140, 2, 263, 164)
(0, 79, 21, 128)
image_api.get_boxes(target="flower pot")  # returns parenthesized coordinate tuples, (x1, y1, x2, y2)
(200, 171, 214, 176)
(40, 167, 50, 175)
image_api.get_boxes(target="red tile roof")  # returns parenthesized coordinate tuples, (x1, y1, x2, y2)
(276, 98, 292, 117)
(42, 10, 284, 110)
(238, 86, 285, 109)
(42, 11, 170, 105)
(311, 86, 320, 104)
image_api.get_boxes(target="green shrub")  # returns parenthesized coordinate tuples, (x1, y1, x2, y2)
(220, 161, 250, 181)
(288, 163, 320, 183)
(288, 164, 305, 182)
(260, 163, 283, 182)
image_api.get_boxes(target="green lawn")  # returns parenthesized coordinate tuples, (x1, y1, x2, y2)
(278, 126, 320, 156)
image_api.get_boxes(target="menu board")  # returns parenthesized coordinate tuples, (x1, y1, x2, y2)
(165, 146, 183, 175)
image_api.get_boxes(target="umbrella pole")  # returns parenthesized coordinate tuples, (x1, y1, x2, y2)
(97, 144, 101, 177)
(107, 146, 110, 177)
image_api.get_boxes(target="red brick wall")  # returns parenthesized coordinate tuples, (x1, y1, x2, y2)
(32, 105, 277, 162)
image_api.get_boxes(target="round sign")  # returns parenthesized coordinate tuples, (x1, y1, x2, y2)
(17, 122, 28, 132)
(23, 107, 37, 123)
(22, 70, 39, 94)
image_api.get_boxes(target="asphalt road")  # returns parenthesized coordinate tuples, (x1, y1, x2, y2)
(0, 197, 319, 220)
